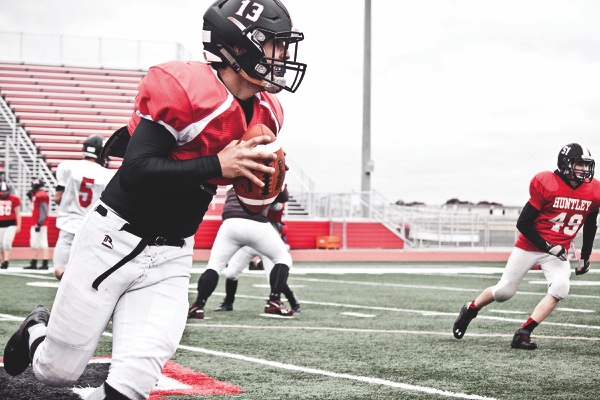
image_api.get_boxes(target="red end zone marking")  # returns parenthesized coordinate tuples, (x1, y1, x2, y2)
(1, 356, 243, 398)
(149, 360, 243, 398)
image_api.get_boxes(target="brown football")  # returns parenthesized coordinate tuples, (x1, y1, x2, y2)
(232, 124, 286, 214)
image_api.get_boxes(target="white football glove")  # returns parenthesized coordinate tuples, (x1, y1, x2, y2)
(576, 259, 590, 276)
(545, 242, 568, 261)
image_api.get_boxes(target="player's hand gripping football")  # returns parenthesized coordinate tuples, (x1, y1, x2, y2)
(217, 135, 276, 187)
(545, 242, 568, 261)
(576, 258, 590, 275)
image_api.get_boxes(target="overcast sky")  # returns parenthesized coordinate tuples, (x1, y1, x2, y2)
(2, 0, 600, 206)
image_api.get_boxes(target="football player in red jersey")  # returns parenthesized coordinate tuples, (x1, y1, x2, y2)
(2, 0, 307, 399)
(453, 143, 600, 350)
(25, 178, 50, 270)
(0, 181, 22, 269)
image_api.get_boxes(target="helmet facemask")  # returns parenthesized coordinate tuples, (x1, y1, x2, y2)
(565, 159, 595, 184)
(248, 28, 306, 93)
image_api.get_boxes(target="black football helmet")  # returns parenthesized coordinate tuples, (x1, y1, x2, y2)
(0, 181, 10, 199)
(557, 143, 595, 184)
(83, 134, 107, 166)
(202, 0, 307, 93)
(31, 178, 45, 192)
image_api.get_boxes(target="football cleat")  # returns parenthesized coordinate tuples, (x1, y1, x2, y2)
(3, 305, 50, 376)
(264, 300, 294, 317)
(510, 329, 538, 350)
(187, 303, 205, 319)
(214, 302, 233, 312)
(453, 302, 478, 339)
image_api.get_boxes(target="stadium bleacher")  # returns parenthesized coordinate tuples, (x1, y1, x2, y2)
(0, 61, 407, 251)
(0, 62, 143, 171)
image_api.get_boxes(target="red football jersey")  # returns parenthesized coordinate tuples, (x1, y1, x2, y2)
(32, 190, 50, 226)
(0, 194, 21, 222)
(126, 61, 285, 186)
(515, 171, 600, 251)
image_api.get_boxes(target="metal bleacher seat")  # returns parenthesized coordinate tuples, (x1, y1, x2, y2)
(0, 62, 145, 172)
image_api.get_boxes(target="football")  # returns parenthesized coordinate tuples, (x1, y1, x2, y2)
(232, 124, 286, 214)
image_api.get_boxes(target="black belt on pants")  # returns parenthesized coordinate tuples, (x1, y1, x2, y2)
(91, 204, 185, 290)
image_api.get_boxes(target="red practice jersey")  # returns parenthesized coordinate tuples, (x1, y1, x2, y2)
(515, 171, 600, 251)
(0, 194, 21, 223)
(127, 61, 285, 186)
(32, 190, 50, 226)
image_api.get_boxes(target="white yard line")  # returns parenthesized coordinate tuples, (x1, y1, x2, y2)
(186, 323, 600, 342)
(175, 342, 497, 400)
(201, 291, 600, 331)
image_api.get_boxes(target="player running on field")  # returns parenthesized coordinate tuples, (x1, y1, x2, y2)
(453, 143, 600, 349)
(3, 0, 307, 399)
(189, 186, 297, 318)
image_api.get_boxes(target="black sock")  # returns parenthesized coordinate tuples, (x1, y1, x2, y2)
(42, 260, 49, 268)
(196, 269, 219, 306)
(269, 263, 289, 299)
(521, 318, 539, 333)
(104, 382, 130, 400)
(281, 285, 297, 307)
(224, 278, 238, 304)
(30, 259, 37, 268)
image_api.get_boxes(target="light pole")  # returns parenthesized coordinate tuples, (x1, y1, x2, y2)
(361, 0, 373, 217)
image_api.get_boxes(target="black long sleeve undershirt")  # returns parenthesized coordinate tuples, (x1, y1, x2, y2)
(118, 118, 221, 191)
(101, 118, 224, 237)
(580, 209, 598, 260)
(516, 202, 547, 251)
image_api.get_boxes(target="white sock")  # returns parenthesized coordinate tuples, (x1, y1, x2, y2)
(27, 323, 47, 348)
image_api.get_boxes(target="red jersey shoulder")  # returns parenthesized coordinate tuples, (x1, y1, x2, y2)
(258, 92, 284, 130)
(530, 171, 560, 193)
(132, 61, 229, 133)
(9, 194, 21, 208)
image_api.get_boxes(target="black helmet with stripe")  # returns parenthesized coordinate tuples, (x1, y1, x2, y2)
(202, 0, 307, 93)
(557, 143, 595, 184)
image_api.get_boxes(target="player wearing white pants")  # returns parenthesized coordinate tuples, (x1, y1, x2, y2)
(491, 248, 571, 303)
(223, 245, 277, 281)
(453, 142, 600, 350)
(189, 187, 295, 318)
(3, 1, 307, 398)
(210, 218, 291, 271)
(33, 202, 193, 397)
(218, 243, 300, 313)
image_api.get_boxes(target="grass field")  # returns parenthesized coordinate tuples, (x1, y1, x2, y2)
(1, 260, 599, 399)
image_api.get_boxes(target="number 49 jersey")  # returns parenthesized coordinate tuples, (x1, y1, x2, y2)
(515, 170, 600, 251)
(55, 159, 116, 234)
